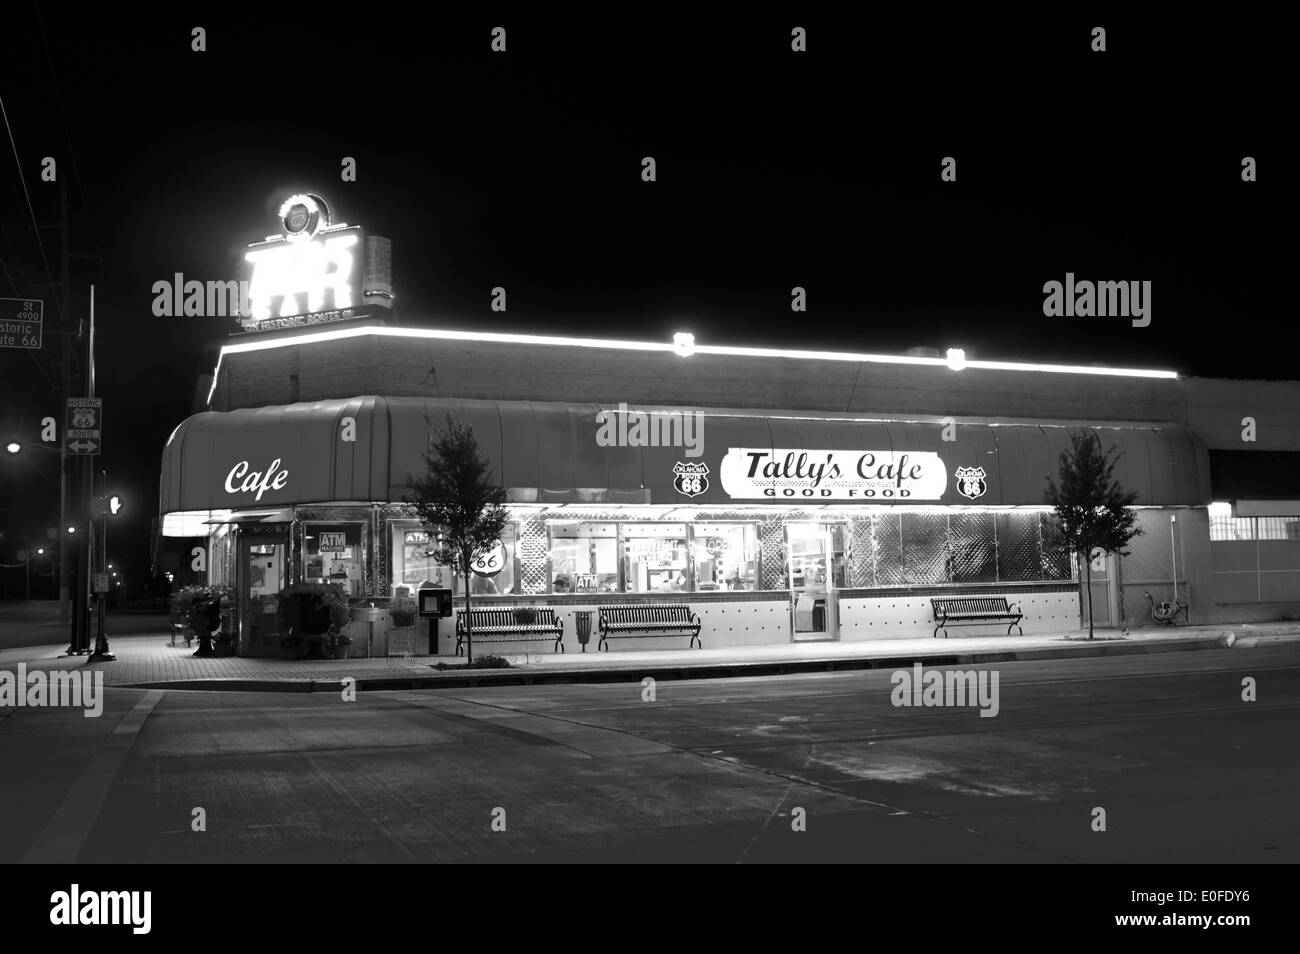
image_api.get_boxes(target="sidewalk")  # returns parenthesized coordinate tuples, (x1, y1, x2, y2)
(2, 619, 1298, 692)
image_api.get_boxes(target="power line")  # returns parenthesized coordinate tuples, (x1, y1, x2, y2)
(0, 94, 63, 325)
(34, 6, 100, 258)
(0, 252, 16, 294)
(26, 348, 58, 392)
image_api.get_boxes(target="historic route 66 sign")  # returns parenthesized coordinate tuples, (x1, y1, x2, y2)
(470, 539, 508, 577)
(954, 465, 988, 500)
(673, 461, 710, 498)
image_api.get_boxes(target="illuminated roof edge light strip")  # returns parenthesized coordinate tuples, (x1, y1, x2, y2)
(207, 325, 1177, 405)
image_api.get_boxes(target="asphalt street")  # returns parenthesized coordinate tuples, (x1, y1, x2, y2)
(1, 646, 1296, 863)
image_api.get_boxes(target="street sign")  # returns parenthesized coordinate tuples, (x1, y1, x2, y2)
(66, 397, 102, 456)
(93, 573, 109, 594)
(0, 298, 43, 350)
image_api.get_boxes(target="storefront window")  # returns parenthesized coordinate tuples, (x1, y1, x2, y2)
(623, 523, 689, 593)
(390, 523, 519, 596)
(691, 523, 759, 591)
(302, 523, 364, 596)
(462, 524, 518, 595)
(996, 512, 1046, 581)
(549, 522, 618, 594)
(902, 513, 949, 584)
(949, 513, 997, 583)
(861, 511, 1072, 586)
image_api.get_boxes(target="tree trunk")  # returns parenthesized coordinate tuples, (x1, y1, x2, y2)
(1084, 551, 1095, 640)
(463, 557, 473, 664)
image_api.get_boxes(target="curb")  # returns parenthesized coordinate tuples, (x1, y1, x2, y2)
(108, 631, 1297, 693)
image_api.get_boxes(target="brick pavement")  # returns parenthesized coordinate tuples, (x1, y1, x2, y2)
(2, 621, 1297, 690)
(1, 635, 437, 687)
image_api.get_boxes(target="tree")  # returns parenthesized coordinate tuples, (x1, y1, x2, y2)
(1044, 429, 1142, 639)
(404, 415, 509, 663)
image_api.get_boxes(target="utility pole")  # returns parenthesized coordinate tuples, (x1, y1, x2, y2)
(87, 286, 113, 661)
(58, 180, 72, 632)
(34, 182, 100, 654)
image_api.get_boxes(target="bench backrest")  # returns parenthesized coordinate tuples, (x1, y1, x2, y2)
(459, 608, 558, 627)
(599, 604, 694, 624)
(931, 597, 1012, 616)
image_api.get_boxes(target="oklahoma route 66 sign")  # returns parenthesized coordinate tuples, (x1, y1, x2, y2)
(673, 461, 710, 498)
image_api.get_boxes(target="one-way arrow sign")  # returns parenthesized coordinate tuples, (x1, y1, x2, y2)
(67, 438, 100, 455)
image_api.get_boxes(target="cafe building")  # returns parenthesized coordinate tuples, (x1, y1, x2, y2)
(155, 197, 1300, 656)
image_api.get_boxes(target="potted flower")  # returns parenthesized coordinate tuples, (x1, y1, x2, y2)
(209, 585, 236, 657)
(171, 584, 229, 657)
(326, 628, 353, 659)
(390, 601, 417, 629)
(388, 599, 417, 656)
(279, 582, 348, 659)
(553, 574, 571, 593)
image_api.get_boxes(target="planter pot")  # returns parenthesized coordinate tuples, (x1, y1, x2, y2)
(332, 643, 351, 659)
(302, 604, 332, 636)
(281, 640, 305, 660)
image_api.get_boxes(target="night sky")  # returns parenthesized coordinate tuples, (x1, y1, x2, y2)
(0, 10, 1283, 591)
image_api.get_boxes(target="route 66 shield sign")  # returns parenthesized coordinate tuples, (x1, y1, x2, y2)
(673, 461, 710, 498)
(471, 539, 508, 577)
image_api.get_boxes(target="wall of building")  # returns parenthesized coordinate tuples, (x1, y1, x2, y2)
(211, 332, 1194, 422)
(420, 595, 793, 654)
(210, 333, 1300, 455)
(839, 585, 1079, 640)
(1210, 539, 1300, 604)
(1116, 507, 1211, 627)
(1184, 378, 1300, 452)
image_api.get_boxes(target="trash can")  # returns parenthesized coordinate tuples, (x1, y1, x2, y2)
(349, 604, 384, 658)
(573, 611, 593, 652)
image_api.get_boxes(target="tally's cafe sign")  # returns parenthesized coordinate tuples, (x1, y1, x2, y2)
(719, 448, 947, 500)
(235, 193, 393, 331)
(152, 194, 393, 329)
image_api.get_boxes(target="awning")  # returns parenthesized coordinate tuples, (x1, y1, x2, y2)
(159, 396, 1212, 514)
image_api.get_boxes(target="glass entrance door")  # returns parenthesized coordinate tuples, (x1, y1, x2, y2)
(788, 523, 836, 640)
(238, 538, 286, 657)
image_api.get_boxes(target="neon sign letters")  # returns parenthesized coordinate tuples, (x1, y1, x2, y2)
(243, 232, 359, 323)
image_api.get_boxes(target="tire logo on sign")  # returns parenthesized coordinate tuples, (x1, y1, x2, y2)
(954, 466, 988, 500)
(673, 461, 710, 498)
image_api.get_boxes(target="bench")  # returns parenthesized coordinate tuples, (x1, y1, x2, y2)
(931, 596, 1023, 638)
(170, 621, 194, 648)
(597, 604, 702, 651)
(455, 608, 564, 655)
